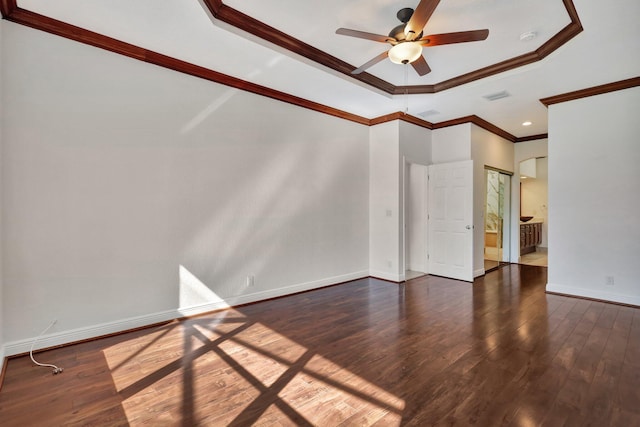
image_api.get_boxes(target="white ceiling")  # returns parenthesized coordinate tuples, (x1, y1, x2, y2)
(18, 0, 640, 138)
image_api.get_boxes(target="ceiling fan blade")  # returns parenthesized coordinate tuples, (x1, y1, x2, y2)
(336, 28, 395, 44)
(420, 29, 489, 46)
(352, 51, 389, 74)
(405, 0, 441, 41)
(411, 55, 431, 76)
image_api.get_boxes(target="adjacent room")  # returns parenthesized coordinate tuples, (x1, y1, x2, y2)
(0, 0, 639, 425)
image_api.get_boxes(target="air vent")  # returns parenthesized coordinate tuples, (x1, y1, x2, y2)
(483, 90, 510, 101)
(418, 109, 440, 118)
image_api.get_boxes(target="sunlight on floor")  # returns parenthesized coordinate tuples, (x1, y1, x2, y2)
(102, 313, 404, 425)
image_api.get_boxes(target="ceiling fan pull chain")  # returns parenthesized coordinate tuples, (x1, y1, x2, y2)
(404, 63, 409, 114)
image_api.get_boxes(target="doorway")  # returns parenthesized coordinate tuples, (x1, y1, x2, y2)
(484, 168, 511, 272)
(428, 160, 474, 282)
(518, 157, 548, 266)
(404, 161, 428, 280)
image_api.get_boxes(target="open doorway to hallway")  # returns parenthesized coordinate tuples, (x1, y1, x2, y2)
(484, 168, 511, 272)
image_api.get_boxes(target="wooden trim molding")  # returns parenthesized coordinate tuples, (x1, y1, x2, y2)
(0, 3, 546, 142)
(540, 76, 640, 106)
(200, 0, 396, 94)
(0, 4, 370, 126)
(433, 115, 517, 142)
(515, 133, 548, 143)
(367, 113, 545, 143)
(202, 0, 583, 95)
(0, 0, 16, 16)
(369, 112, 434, 130)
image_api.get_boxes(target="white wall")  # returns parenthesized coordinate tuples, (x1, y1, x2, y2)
(547, 86, 640, 305)
(399, 121, 432, 166)
(2, 23, 370, 353)
(369, 121, 401, 281)
(369, 120, 431, 281)
(0, 17, 5, 366)
(521, 157, 548, 247)
(512, 139, 548, 260)
(405, 164, 427, 272)
(432, 124, 471, 164)
(470, 125, 514, 276)
(400, 121, 431, 274)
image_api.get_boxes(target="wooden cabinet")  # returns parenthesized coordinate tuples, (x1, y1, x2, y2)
(520, 222, 542, 254)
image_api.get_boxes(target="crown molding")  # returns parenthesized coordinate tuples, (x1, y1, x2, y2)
(0, 3, 547, 143)
(0, 4, 372, 126)
(367, 113, 547, 143)
(203, 0, 583, 95)
(540, 76, 640, 106)
(199, 0, 396, 94)
(515, 134, 549, 143)
(369, 112, 433, 130)
(432, 115, 516, 142)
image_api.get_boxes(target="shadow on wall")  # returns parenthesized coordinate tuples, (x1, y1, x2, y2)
(176, 109, 367, 311)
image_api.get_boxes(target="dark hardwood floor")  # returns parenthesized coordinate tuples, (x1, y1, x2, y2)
(1, 265, 638, 426)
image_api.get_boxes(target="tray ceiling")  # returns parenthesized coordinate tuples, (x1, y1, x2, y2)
(8, 0, 640, 138)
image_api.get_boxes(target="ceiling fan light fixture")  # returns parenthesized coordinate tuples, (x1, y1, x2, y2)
(388, 42, 423, 65)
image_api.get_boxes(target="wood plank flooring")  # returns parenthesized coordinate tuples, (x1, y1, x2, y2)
(1, 265, 638, 426)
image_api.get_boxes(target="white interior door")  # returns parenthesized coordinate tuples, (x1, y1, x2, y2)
(428, 160, 474, 282)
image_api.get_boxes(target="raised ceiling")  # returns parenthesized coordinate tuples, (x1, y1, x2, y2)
(7, 0, 640, 138)
(222, 0, 573, 88)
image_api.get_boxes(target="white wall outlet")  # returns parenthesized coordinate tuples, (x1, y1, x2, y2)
(605, 276, 614, 286)
(246, 275, 255, 287)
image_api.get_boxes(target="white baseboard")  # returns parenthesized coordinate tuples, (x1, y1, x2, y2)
(3, 270, 370, 357)
(3, 308, 179, 357)
(474, 268, 485, 278)
(178, 270, 369, 317)
(546, 283, 640, 307)
(369, 270, 404, 283)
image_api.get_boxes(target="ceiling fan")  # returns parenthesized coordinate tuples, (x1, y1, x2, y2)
(336, 0, 489, 76)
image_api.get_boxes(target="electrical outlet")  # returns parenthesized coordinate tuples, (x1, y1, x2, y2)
(246, 275, 255, 287)
(605, 276, 614, 286)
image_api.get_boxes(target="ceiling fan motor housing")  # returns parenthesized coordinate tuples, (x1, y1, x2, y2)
(336, 1, 490, 76)
(397, 7, 414, 23)
(389, 8, 423, 42)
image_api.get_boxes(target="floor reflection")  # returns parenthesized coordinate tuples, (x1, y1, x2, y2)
(2, 265, 637, 425)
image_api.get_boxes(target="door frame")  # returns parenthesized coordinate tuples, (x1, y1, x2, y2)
(402, 159, 429, 277)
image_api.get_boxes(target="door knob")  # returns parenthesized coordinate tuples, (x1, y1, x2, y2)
(466, 225, 472, 230)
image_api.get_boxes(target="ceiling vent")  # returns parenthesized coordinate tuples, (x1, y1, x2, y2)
(418, 109, 440, 118)
(483, 90, 511, 101)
